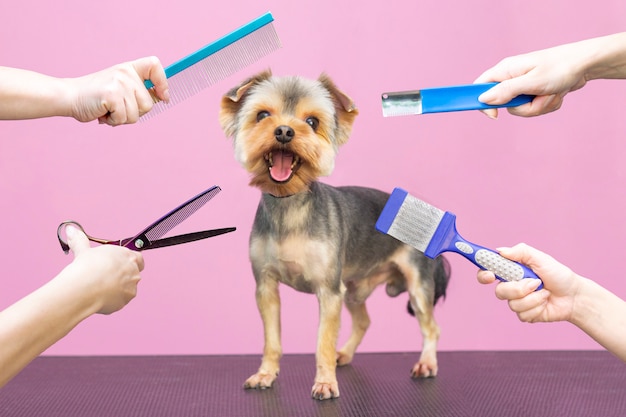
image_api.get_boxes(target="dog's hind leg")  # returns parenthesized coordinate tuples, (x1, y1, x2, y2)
(337, 301, 370, 366)
(394, 255, 440, 378)
(312, 288, 343, 400)
(392, 248, 441, 378)
(244, 278, 282, 390)
(407, 281, 440, 378)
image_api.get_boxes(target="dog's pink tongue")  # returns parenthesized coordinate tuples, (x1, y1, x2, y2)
(270, 150, 294, 182)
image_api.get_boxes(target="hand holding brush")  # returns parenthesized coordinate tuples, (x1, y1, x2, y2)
(477, 243, 626, 362)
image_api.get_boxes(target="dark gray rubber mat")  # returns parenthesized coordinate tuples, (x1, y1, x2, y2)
(1, 351, 624, 416)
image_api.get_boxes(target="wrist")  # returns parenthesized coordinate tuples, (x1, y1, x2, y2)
(582, 32, 626, 81)
(55, 77, 80, 118)
(568, 276, 602, 328)
(53, 262, 103, 319)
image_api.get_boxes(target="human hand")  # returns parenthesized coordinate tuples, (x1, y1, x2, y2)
(65, 225, 144, 315)
(477, 243, 581, 323)
(474, 42, 590, 119)
(67, 56, 169, 126)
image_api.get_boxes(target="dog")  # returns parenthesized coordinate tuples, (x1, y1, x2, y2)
(219, 70, 450, 400)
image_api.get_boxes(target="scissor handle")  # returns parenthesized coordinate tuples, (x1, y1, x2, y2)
(56, 221, 118, 254)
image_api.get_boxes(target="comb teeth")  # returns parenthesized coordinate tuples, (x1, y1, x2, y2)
(142, 13, 281, 120)
(144, 186, 221, 241)
(381, 90, 423, 117)
(385, 191, 444, 252)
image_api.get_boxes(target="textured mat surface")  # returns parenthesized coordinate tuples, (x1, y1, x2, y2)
(0, 351, 624, 417)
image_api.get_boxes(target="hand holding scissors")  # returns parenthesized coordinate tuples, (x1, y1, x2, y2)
(57, 185, 235, 253)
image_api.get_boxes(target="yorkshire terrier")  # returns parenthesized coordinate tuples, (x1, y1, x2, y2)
(219, 70, 450, 400)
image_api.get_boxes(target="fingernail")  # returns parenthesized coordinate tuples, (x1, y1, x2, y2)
(526, 278, 542, 290)
(163, 89, 171, 103)
(479, 108, 498, 120)
(478, 91, 494, 103)
(65, 225, 76, 238)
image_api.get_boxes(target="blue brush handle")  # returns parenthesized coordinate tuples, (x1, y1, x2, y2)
(427, 212, 543, 290)
(420, 82, 534, 114)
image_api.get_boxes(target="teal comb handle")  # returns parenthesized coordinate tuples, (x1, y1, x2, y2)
(144, 12, 274, 89)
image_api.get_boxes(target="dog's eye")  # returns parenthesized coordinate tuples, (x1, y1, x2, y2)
(305, 116, 319, 131)
(256, 111, 270, 122)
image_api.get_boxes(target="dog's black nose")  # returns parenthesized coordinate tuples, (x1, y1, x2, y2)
(274, 125, 294, 144)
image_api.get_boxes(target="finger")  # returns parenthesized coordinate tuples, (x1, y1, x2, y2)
(506, 101, 536, 117)
(103, 90, 146, 125)
(134, 252, 145, 272)
(134, 87, 155, 117)
(103, 111, 127, 127)
(100, 97, 128, 126)
(66, 225, 91, 257)
(515, 302, 547, 323)
(507, 289, 550, 316)
(132, 56, 170, 103)
(479, 108, 498, 120)
(545, 94, 563, 112)
(494, 279, 536, 300)
(477, 269, 497, 284)
(473, 63, 511, 85)
(478, 77, 532, 105)
(499, 243, 555, 272)
(123, 95, 140, 124)
(507, 94, 561, 117)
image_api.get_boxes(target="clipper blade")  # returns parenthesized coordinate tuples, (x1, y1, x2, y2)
(381, 90, 423, 117)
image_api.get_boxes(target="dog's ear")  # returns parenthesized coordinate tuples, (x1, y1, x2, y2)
(219, 69, 273, 137)
(318, 73, 358, 146)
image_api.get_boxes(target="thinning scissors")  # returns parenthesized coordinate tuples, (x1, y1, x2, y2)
(57, 185, 235, 253)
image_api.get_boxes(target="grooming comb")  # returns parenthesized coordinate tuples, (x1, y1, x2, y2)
(381, 82, 534, 117)
(376, 187, 543, 289)
(142, 12, 281, 119)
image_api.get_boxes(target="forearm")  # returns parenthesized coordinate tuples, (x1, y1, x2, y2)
(570, 277, 626, 362)
(0, 267, 98, 387)
(579, 32, 626, 81)
(0, 67, 73, 120)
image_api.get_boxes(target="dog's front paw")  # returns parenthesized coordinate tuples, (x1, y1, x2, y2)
(244, 372, 278, 390)
(410, 360, 438, 379)
(311, 381, 340, 400)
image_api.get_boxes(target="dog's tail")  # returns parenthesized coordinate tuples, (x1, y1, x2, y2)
(406, 255, 451, 316)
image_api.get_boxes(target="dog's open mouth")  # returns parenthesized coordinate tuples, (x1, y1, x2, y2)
(265, 150, 301, 183)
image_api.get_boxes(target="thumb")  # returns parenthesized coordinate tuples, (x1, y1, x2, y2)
(66, 225, 91, 258)
(478, 77, 534, 106)
(498, 243, 550, 271)
(132, 56, 170, 103)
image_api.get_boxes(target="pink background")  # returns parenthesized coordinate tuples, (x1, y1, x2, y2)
(1, 0, 625, 356)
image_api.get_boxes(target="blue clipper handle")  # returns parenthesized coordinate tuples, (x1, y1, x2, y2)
(420, 82, 534, 114)
(427, 212, 543, 290)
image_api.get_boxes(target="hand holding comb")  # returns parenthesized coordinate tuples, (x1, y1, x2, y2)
(142, 12, 281, 119)
(376, 188, 543, 290)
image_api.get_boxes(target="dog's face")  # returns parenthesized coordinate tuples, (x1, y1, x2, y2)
(219, 70, 358, 197)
